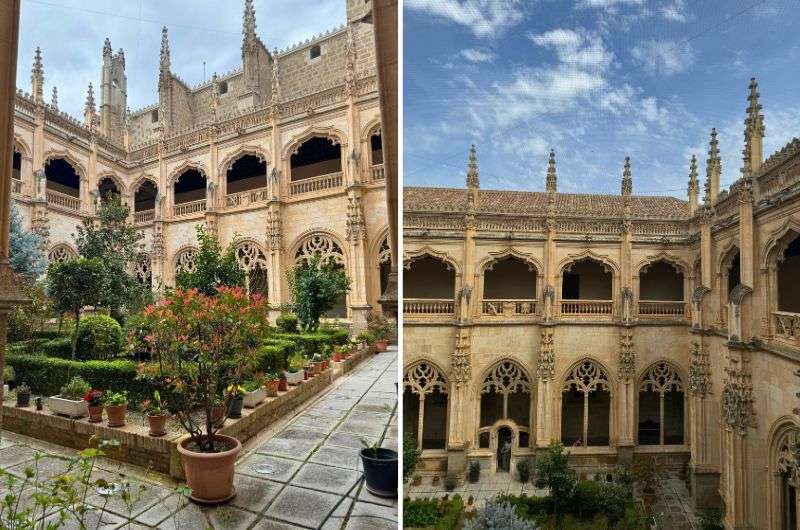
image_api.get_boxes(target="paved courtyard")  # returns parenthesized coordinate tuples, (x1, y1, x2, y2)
(0, 347, 398, 530)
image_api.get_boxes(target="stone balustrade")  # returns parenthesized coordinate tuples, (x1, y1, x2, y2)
(290, 171, 343, 196)
(133, 209, 154, 224)
(561, 299, 613, 316)
(638, 300, 688, 319)
(46, 188, 80, 211)
(370, 164, 385, 182)
(173, 199, 206, 217)
(404, 298, 455, 316)
(773, 311, 800, 342)
(11, 178, 21, 194)
(481, 299, 537, 317)
(225, 186, 269, 208)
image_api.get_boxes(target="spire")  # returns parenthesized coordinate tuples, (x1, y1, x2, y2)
(546, 149, 557, 193)
(84, 83, 96, 127)
(271, 49, 280, 105)
(103, 37, 112, 57)
(621, 156, 632, 196)
(466, 144, 479, 189)
(51, 86, 58, 110)
(705, 127, 720, 203)
(242, 0, 257, 51)
(159, 27, 171, 91)
(117, 48, 125, 69)
(742, 77, 765, 176)
(31, 47, 44, 102)
(688, 154, 699, 215)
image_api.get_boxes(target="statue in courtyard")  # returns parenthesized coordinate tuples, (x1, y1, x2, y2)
(498, 439, 511, 471)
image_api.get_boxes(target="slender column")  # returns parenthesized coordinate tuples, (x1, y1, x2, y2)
(536, 327, 554, 447)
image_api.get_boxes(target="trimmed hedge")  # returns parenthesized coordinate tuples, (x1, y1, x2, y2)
(76, 314, 124, 360)
(255, 345, 288, 373)
(5, 353, 151, 404)
(272, 329, 349, 356)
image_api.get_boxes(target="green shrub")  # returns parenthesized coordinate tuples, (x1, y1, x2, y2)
(465, 499, 537, 530)
(76, 314, 124, 360)
(404, 433, 422, 482)
(261, 338, 297, 359)
(255, 345, 287, 373)
(276, 313, 298, 333)
(41, 337, 74, 359)
(444, 475, 458, 491)
(572, 481, 604, 519)
(5, 353, 151, 403)
(273, 331, 344, 357)
(497, 493, 551, 521)
(3, 365, 14, 383)
(60, 376, 91, 400)
(403, 496, 464, 530)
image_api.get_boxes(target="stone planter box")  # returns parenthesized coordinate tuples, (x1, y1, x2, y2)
(47, 396, 88, 418)
(243, 387, 266, 408)
(284, 370, 304, 385)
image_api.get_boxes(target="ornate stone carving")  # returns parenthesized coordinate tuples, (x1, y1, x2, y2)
(175, 247, 198, 274)
(47, 244, 76, 265)
(295, 234, 344, 266)
(346, 195, 366, 242)
(404, 362, 448, 396)
(639, 362, 683, 394)
(482, 360, 531, 395)
(688, 341, 712, 397)
(235, 242, 268, 272)
(134, 254, 152, 287)
(450, 327, 472, 386)
(618, 329, 635, 383)
(776, 431, 800, 487)
(537, 328, 555, 381)
(151, 223, 165, 259)
(378, 237, 391, 265)
(265, 208, 282, 252)
(564, 360, 610, 393)
(721, 354, 756, 435)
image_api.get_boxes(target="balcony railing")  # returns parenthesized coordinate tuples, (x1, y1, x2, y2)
(225, 186, 269, 208)
(482, 299, 537, 317)
(12, 178, 22, 194)
(638, 301, 687, 319)
(173, 199, 206, 217)
(404, 298, 455, 316)
(561, 299, 613, 316)
(773, 311, 800, 342)
(290, 171, 343, 196)
(46, 189, 80, 211)
(133, 209, 155, 224)
(370, 164, 385, 182)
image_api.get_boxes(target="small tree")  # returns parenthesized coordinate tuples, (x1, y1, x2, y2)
(46, 258, 105, 358)
(9, 202, 46, 280)
(464, 499, 538, 530)
(176, 225, 245, 296)
(289, 254, 350, 331)
(403, 433, 421, 482)
(535, 442, 577, 521)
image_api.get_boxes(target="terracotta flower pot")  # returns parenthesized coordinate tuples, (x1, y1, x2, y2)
(106, 404, 127, 427)
(313, 362, 323, 375)
(266, 379, 280, 397)
(375, 339, 388, 352)
(303, 368, 309, 380)
(87, 404, 104, 423)
(148, 414, 169, 436)
(333, 353, 343, 363)
(277, 376, 287, 392)
(177, 435, 241, 504)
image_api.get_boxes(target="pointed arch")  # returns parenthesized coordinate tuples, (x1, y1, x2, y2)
(290, 229, 348, 267)
(47, 243, 78, 265)
(717, 240, 741, 276)
(282, 125, 348, 160)
(219, 145, 270, 175)
(360, 116, 382, 144)
(557, 249, 619, 276)
(561, 358, 613, 393)
(635, 252, 689, 277)
(477, 358, 533, 440)
(13, 135, 31, 159)
(173, 245, 199, 274)
(404, 359, 449, 450)
(130, 173, 159, 194)
(478, 247, 543, 275)
(767, 416, 800, 530)
(167, 160, 208, 185)
(96, 171, 127, 196)
(43, 149, 86, 178)
(762, 216, 800, 269)
(637, 360, 686, 445)
(560, 358, 613, 447)
(403, 246, 461, 277)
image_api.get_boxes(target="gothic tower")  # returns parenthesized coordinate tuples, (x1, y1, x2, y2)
(99, 38, 127, 143)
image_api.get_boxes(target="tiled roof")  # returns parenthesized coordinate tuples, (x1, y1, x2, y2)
(404, 186, 689, 220)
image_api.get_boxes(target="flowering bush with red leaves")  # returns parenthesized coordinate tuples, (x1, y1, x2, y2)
(136, 286, 267, 451)
(83, 389, 103, 406)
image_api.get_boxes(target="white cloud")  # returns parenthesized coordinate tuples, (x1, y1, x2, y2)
(578, 0, 644, 11)
(460, 48, 496, 62)
(405, 0, 526, 38)
(529, 28, 613, 70)
(632, 40, 695, 76)
(661, 0, 688, 22)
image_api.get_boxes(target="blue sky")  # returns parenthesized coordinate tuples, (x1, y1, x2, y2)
(16, 0, 344, 118)
(404, 0, 800, 197)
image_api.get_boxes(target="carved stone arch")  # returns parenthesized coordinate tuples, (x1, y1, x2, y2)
(282, 125, 348, 160)
(234, 239, 268, 272)
(557, 249, 620, 277)
(131, 174, 159, 194)
(292, 230, 347, 267)
(561, 358, 613, 394)
(635, 252, 689, 277)
(717, 239, 741, 276)
(369, 225, 391, 264)
(43, 149, 86, 179)
(173, 245, 199, 274)
(477, 247, 543, 275)
(96, 171, 127, 195)
(167, 160, 208, 186)
(13, 135, 31, 159)
(219, 145, 270, 175)
(134, 253, 153, 287)
(360, 116, 382, 144)
(767, 416, 800, 528)
(47, 243, 78, 264)
(638, 360, 685, 394)
(762, 216, 800, 269)
(477, 358, 533, 396)
(403, 246, 462, 277)
(403, 359, 449, 396)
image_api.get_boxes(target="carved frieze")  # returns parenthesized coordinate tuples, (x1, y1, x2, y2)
(617, 329, 635, 383)
(688, 341, 712, 397)
(536, 328, 555, 381)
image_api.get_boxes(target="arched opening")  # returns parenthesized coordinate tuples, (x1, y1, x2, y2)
(378, 238, 391, 296)
(403, 255, 455, 315)
(778, 236, 800, 313)
(12, 147, 21, 180)
(98, 177, 121, 203)
(403, 362, 448, 450)
(135, 255, 152, 289)
(780, 472, 797, 530)
(479, 361, 532, 450)
(135, 180, 157, 213)
(482, 257, 537, 316)
(44, 158, 80, 197)
(561, 258, 613, 316)
(773, 428, 799, 530)
(637, 362, 684, 445)
(561, 360, 611, 447)
(727, 251, 741, 294)
(290, 136, 342, 181)
(295, 235, 347, 318)
(226, 154, 267, 195)
(236, 243, 269, 299)
(639, 260, 685, 318)
(173, 169, 207, 215)
(370, 129, 383, 166)
(497, 426, 513, 472)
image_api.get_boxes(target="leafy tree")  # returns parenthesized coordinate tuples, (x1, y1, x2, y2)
(175, 225, 245, 296)
(74, 197, 148, 322)
(288, 254, 350, 331)
(535, 442, 577, 521)
(465, 499, 538, 530)
(8, 282, 54, 349)
(46, 257, 106, 358)
(9, 202, 45, 280)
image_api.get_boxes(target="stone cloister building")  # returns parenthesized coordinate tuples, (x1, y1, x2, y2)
(9, 0, 389, 328)
(403, 79, 800, 529)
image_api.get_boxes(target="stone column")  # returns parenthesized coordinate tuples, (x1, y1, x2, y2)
(346, 191, 370, 333)
(617, 327, 635, 461)
(687, 335, 720, 509)
(447, 326, 472, 475)
(0, 0, 26, 439)
(536, 327, 555, 447)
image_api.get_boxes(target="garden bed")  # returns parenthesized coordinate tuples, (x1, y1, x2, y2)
(2, 344, 376, 479)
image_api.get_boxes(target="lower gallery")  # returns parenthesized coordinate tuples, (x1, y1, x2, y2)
(403, 79, 800, 529)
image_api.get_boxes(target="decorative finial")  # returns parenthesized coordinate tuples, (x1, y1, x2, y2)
(103, 37, 112, 57)
(345, 25, 357, 95)
(705, 127, 720, 203)
(271, 51, 280, 105)
(159, 27, 171, 91)
(621, 156, 632, 196)
(742, 77, 765, 176)
(85, 83, 96, 112)
(31, 47, 44, 102)
(546, 149, 557, 193)
(51, 86, 58, 109)
(688, 154, 698, 192)
(117, 48, 125, 68)
(242, 0, 257, 50)
(466, 144, 479, 189)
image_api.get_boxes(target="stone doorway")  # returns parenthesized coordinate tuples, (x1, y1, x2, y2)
(496, 426, 512, 472)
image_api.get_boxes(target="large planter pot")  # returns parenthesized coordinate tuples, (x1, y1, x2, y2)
(106, 404, 127, 427)
(285, 370, 304, 386)
(265, 380, 279, 397)
(148, 414, 169, 436)
(16, 392, 30, 408)
(243, 387, 266, 408)
(375, 339, 388, 352)
(87, 405, 104, 423)
(177, 435, 241, 504)
(277, 376, 287, 392)
(360, 448, 398, 497)
(227, 396, 244, 419)
(47, 396, 89, 418)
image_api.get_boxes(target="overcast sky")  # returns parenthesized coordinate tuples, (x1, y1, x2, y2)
(16, 0, 345, 117)
(405, 0, 800, 197)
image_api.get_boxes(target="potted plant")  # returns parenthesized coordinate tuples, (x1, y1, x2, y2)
(633, 456, 661, 513)
(312, 353, 323, 375)
(321, 345, 331, 370)
(355, 331, 373, 350)
(285, 354, 305, 385)
(468, 460, 481, 483)
(367, 312, 392, 352)
(264, 373, 280, 397)
(3, 365, 14, 397)
(15, 382, 31, 408)
(141, 390, 169, 436)
(136, 287, 263, 504)
(47, 376, 90, 418)
(277, 372, 288, 392)
(226, 385, 245, 419)
(104, 390, 128, 427)
(84, 389, 104, 422)
(360, 440, 398, 497)
(242, 379, 266, 408)
(516, 459, 530, 483)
